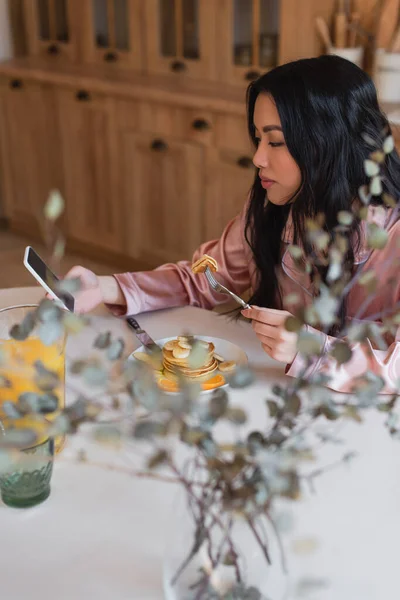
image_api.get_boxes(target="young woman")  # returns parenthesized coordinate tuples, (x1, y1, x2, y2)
(64, 55, 400, 394)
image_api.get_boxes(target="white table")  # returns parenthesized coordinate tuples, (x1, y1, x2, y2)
(1, 287, 399, 600)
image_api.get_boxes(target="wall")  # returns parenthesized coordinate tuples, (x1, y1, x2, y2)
(0, 0, 13, 218)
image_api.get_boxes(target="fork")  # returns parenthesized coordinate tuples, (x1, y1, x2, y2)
(204, 267, 251, 309)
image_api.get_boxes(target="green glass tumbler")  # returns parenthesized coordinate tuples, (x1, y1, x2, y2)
(0, 435, 54, 508)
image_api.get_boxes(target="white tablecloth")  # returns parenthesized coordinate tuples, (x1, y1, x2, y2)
(1, 287, 399, 600)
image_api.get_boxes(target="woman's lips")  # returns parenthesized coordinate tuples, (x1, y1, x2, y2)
(260, 177, 276, 189)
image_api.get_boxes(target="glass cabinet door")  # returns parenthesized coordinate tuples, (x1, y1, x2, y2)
(23, 0, 77, 59)
(222, 0, 280, 85)
(82, 0, 143, 69)
(145, 0, 217, 80)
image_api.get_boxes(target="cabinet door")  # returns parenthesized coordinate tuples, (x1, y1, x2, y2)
(23, 0, 78, 60)
(56, 89, 122, 252)
(219, 0, 335, 86)
(144, 0, 217, 81)
(205, 148, 254, 241)
(0, 78, 62, 228)
(119, 131, 204, 266)
(81, 0, 143, 69)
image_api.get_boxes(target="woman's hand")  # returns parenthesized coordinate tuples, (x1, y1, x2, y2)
(241, 306, 298, 364)
(53, 266, 103, 313)
(50, 266, 124, 314)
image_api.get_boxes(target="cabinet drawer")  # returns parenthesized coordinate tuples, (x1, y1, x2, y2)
(118, 100, 215, 145)
(215, 114, 252, 153)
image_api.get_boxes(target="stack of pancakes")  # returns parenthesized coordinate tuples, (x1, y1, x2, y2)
(162, 337, 218, 383)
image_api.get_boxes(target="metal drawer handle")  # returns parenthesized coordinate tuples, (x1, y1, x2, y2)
(237, 156, 253, 169)
(10, 79, 23, 90)
(47, 44, 60, 55)
(171, 60, 187, 73)
(245, 70, 261, 81)
(76, 90, 91, 102)
(192, 118, 211, 131)
(104, 51, 118, 62)
(151, 139, 168, 152)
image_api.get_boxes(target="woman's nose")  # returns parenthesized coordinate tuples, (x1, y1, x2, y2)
(253, 145, 268, 169)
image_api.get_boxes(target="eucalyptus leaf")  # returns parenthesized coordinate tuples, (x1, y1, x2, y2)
(44, 189, 64, 221)
(37, 299, 62, 323)
(370, 175, 382, 196)
(93, 425, 121, 446)
(1, 401, 22, 419)
(62, 311, 88, 334)
(38, 321, 64, 346)
(358, 185, 370, 206)
(370, 150, 385, 163)
(330, 342, 352, 365)
(134, 421, 163, 440)
(382, 192, 397, 208)
(208, 388, 229, 419)
(9, 311, 36, 341)
(106, 338, 125, 361)
(57, 277, 81, 294)
(188, 340, 209, 369)
(70, 360, 86, 375)
(34, 360, 59, 391)
(83, 365, 108, 387)
(266, 399, 279, 418)
(0, 427, 38, 450)
(288, 245, 303, 259)
(363, 159, 380, 177)
(367, 224, 388, 250)
(228, 366, 254, 389)
(18, 392, 41, 413)
(383, 134, 395, 154)
(297, 331, 321, 356)
(94, 331, 111, 349)
(147, 449, 168, 469)
(285, 315, 303, 333)
(286, 393, 301, 416)
(53, 237, 66, 260)
(226, 407, 247, 425)
(344, 406, 362, 423)
(337, 210, 353, 226)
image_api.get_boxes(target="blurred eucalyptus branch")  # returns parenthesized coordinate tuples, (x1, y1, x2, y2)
(0, 131, 399, 599)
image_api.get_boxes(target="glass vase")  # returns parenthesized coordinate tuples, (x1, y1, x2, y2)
(163, 487, 288, 600)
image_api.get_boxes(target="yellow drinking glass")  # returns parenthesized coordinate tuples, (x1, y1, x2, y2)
(0, 304, 66, 453)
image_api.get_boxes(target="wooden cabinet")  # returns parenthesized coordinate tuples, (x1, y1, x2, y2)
(56, 88, 122, 252)
(144, 0, 217, 80)
(22, 0, 78, 60)
(0, 78, 62, 229)
(118, 127, 204, 265)
(219, 0, 336, 85)
(81, 0, 144, 69)
(120, 131, 204, 265)
(205, 148, 254, 241)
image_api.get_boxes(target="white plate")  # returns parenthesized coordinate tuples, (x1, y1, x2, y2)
(132, 336, 248, 395)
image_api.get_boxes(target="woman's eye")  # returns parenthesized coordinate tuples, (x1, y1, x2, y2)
(269, 142, 284, 148)
(255, 138, 261, 146)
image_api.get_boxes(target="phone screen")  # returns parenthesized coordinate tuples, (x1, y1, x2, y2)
(25, 247, 75, 312)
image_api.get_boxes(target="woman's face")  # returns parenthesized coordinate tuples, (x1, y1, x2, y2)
(252, 93, 301, 205)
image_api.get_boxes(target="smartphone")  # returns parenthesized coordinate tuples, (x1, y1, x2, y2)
(23, 246, 75, 312)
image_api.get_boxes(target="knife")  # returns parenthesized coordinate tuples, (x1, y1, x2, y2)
(126, 316, 161, 352)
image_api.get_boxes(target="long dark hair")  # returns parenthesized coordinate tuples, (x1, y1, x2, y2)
(245, 54, 400, 329)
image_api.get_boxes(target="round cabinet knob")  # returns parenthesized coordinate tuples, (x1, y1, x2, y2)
(151, 139, 168, 152)
(245, 70, 261, 81)
(47, 44, 60, 55)
(9, 79, 23, 90)
(237, 156, 253, 169)
(76, 90, 91, 102)
(192, 118, 211, 131)
(170, 60, 187, 73)
(104, 51, 118, 62)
